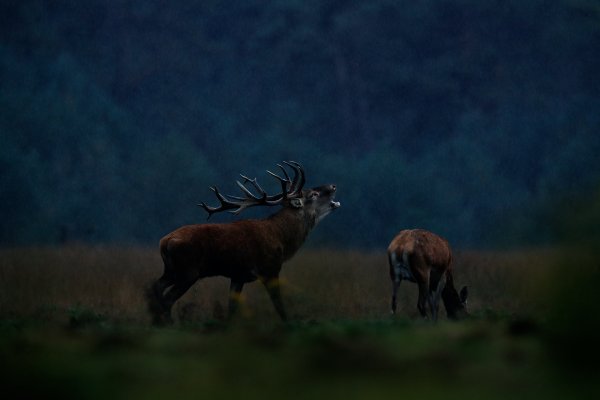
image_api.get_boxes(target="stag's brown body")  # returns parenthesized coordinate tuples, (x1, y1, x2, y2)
(388, 229, 468, 320)
(160, 208, 314, 283)
(148, 162, 339, 325)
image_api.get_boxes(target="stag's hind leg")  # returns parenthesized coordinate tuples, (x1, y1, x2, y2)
(154, 270, 175, 298)
(160, 275, 199, 321)
(147, 269, 177, 326)
(149, 243, 196, 325)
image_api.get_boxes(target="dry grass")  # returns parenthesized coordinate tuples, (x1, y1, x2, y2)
(2, 244, 598, 400)
(0, 244, 564, 324)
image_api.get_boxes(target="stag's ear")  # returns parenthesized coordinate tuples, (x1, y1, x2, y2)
(290, 198, 304, 208)
(460, 286, 468, 304)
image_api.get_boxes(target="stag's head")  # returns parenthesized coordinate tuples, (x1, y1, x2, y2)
(295, 183, 340, 226)
(199, 161, 340, 223)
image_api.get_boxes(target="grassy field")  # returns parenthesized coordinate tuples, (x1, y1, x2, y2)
(0, 244, 598, 399)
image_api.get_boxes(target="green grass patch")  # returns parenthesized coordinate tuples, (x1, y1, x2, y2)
(0, 316, 596, 400)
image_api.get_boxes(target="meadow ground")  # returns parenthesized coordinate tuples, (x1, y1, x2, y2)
(0, 244, 598, 399)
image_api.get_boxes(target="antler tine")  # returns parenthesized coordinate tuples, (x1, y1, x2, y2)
(277, 163, 293, 193)
(239, 174, 267, 198)
(199, 161, 306, 218)
(277, 163, 291, 183)
(283, 161, 306, 196)
(211, 185, 229, 202)
(198, 186, 240, 220)
(236, 180, 264, 201)
(266, 169, 284, 181)
(223, 194, 245, 201)
(267, 168, 290, 194)
(239, 173, 285, 202)
(198, 202, 212, 219)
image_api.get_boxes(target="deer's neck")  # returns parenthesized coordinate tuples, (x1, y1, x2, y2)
(441, 275, 466, 319)
(268, 208, 316, 261)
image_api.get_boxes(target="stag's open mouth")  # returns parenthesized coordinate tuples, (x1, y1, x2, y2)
(326, 185, 340, 210)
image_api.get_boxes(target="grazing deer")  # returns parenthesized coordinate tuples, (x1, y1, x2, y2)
(388, 229, 468, 321)
(147, 161, 340, 325)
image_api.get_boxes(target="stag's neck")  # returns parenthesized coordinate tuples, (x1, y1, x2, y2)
(267, 208, 316, 261)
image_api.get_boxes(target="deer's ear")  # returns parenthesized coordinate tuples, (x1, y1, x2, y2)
(290, 198, 304, 208)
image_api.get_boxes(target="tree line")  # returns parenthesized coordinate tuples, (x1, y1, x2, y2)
(1, 0, 598, 248)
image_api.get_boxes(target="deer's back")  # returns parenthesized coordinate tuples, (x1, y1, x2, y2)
(160, 220, 285, 279)
(388, 229, 452, 271)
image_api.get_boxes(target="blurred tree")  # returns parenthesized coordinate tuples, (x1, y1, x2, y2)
(0, 0, 598, 248)
(125, 134, 218, 243)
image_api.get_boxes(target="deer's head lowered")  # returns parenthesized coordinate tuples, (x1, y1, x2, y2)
(388, 229, 468, 321)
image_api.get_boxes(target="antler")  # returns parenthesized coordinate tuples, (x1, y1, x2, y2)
(198, 161, 306, 219)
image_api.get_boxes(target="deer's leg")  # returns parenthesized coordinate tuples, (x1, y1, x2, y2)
(417, 282, 430, 319)
(149, 246, 180, 325)
(147, 270, 176, 326)
(414, 266, 431, 319)
(428, 270, 446, 322)
(153, 272, 175, 299)
(228, 280, 245, 318)
(161, 277, 198, 324)
(391, 280, 401, 314)
(261, 276, 287, 321)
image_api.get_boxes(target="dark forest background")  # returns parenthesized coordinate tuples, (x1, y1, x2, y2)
(1, 0, 599, 249)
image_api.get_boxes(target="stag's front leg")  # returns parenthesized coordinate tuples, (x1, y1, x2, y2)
(261, 275, 287, 321)
(228, 280, 245, 319)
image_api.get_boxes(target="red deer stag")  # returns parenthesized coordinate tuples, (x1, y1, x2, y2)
(388, 229, 468, 321)
(147, 161, 340, 325)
